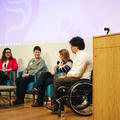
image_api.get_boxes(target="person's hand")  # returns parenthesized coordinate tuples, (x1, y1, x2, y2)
(51, 72, 55, 75)
(6, 68, 12, 72)
(67, 73, 73, 78)
(2, 67, 7, 72)
(22, 73, 29, 78)
(58, 75, 66, 78)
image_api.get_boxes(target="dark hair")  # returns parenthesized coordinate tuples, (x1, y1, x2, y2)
(33, 46, 41, 52)
(1, 48, 13, 62)
(69, 36, 85, 50)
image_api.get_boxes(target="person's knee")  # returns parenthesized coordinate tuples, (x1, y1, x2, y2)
(15, 77, 21, 85)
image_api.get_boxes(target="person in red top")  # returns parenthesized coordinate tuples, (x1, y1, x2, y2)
(0, 48, 18, 85)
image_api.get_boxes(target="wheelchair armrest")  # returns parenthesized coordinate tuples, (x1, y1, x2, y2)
(34, 67, 47, 82)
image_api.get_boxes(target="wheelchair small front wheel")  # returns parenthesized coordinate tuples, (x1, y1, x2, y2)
(68, 81, 93, 116)
(57, 109, 61, 117)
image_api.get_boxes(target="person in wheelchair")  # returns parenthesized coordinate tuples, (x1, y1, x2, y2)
(47, 36, 92, 113)
(31, 49, 73, 107)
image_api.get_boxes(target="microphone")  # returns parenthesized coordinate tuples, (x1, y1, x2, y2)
(4, 64, 6, 68)
(104, 27, 110, 34)
(57, 61, 60, 65)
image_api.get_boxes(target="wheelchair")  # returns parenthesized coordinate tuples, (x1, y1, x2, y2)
(55, 73, 93, 117)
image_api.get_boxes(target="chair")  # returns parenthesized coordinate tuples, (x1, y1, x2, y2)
(45, 72, 66, 104)
(45, 84, 53, 103)
(18, 67, 47, 103)
(0, 71, 17, 105)
(2, 71, 17, 86)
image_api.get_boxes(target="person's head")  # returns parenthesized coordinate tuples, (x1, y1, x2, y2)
(69, 36, 85, 54)
(59, 49, 70, 62)
(33, 46, 41, 59)
(2, 48, 13, 62)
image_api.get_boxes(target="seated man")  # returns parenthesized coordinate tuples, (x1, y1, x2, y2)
(47, 36, 92, 112)
(13, 46, 48, 105)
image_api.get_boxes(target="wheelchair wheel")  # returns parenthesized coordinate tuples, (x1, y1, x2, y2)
(68, 80, 92, 116)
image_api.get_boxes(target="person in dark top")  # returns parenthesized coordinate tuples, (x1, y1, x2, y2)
(32, 49, 73, 107)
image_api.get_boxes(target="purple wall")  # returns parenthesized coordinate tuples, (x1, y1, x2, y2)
(0, 0, 119, 45)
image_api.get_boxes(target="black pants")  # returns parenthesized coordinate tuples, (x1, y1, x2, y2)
(0, 71, 9, 85)
(15, 75, 34, 102)
(35, 72, 53, 105)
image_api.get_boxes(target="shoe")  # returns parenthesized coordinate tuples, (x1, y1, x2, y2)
(47, 104, 58, 111)
(82, 99, 88, 105)
(31, 88, 38, 94)
(79, 99, 88, 108)
(51, 110, 58, 114)
(31, 103, 43, 107)
(13, 100, 24, 105)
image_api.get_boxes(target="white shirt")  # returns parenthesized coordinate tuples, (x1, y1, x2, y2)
(67, 50, 92, 79)
(2, 61, 9, 68)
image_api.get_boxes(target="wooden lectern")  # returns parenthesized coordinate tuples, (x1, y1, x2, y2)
(93, 33, 120, 120)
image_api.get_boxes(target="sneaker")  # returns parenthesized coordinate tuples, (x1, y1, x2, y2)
(31, 103, 43, 107)
(51, 110, 58, 114)
(82, 99, 88, 105)
(78, 99, 88, 108)
(47, 104, 58, 111)
(31, 88, 39, 94)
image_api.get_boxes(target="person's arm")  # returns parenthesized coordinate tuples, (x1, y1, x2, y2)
(36, 58, 46, 72)
(22, 73, 29, 78)
(67, 55, 88, 78)
(67, 73, 73, 77)
(0, 59, 3, 71)
(23, 59, 32, 74)
(51, 65, 57, 75)
(22, 60, 31, 77)
(7, 58, 18, 72)
(56, 60, 73, 73)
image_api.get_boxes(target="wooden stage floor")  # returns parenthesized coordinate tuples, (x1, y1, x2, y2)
(0, 99, 93, 120)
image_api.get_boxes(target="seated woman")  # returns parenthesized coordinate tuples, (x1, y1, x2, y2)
(13, 46, 48, 105)
(0, 48, 18, 85)
(31, 49, 73, 107)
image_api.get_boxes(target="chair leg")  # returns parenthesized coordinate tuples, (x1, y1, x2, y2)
(44, 96, 48, 104)
(32, 94, 35, 104)
(9, 92, 11, 106)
